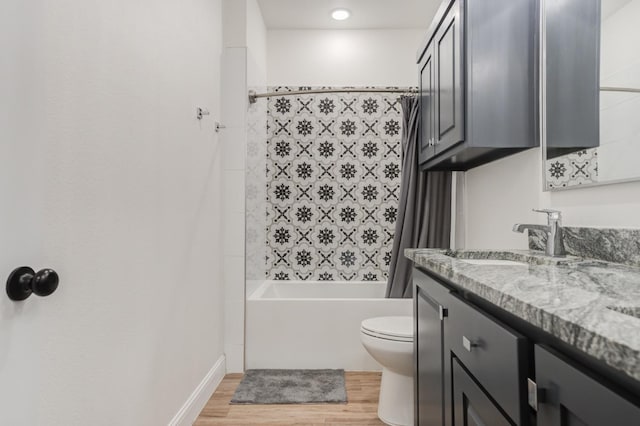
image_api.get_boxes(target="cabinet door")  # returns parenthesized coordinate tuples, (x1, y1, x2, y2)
(544, 0, 600, 157)
(535, 345, 640, 426)
(416, 287, 445, 425)
(419, 44, 436, 164)
(446, 293, 527, 424)
(435, 0, 465, 155)
(452, 358, 511, 426)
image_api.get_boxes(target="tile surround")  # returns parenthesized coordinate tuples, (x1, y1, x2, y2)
(265, 87, 409, 281)
(246, 87, 268, 282)
(545, 148, 598, 190)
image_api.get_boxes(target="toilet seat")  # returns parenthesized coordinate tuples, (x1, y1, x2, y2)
(361, 316, 413, 342)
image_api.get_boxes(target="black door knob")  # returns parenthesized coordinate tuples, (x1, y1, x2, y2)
(6, 266, 59, 301)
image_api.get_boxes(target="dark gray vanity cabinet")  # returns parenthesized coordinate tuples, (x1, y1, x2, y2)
(452, 358, 512, 426)
(534, 345, 640, 426)
(447, 294, 529, 425)
(414, 269, 528, 426)
(414, 265, 640, 426)
(415, 270, 451, 426)
(417, 0, 538, 171)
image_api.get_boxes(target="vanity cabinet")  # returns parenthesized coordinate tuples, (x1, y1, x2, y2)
(452, 358, 512, 426)
(414, 269, 528, 426)
(447, 294, 528, 424)
(415, 270, 451, 426)
(417, 0, 538, 171)
(535, 345, 640, 425)
(414, 266, 640, 426)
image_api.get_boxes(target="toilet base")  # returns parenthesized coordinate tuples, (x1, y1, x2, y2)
(377, 367, 414, 426)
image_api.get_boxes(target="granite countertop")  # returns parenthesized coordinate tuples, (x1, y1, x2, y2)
(405, 248, 640, 383)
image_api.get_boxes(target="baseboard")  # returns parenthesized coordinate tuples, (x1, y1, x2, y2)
(169, 355, 226, 426)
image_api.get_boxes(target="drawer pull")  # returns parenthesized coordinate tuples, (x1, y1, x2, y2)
(462, 336, 478, 352)
(439, 305, 448, 320)
(527, 378, 545, 411)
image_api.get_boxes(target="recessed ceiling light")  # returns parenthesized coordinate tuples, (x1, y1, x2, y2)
(331, 9, 351, 21)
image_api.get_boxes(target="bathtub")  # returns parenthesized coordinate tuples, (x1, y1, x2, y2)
(246, 280, 412, 371)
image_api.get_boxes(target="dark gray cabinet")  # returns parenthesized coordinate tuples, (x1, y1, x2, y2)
(544, 0, 600, 158)
(452, 358, 512, 426)
(447, 294, 528, 424)
(535, 345, 640, 426)
(433, 0, 464, 156)
(415, 270, 451, 426)
(414, 266, 640, 426)
(417, 0, 538, 171)
(414, 269, 526, 425)
(419, 44, 436, 164)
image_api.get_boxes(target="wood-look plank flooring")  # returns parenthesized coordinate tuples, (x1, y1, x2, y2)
(194, 371, 385, 425)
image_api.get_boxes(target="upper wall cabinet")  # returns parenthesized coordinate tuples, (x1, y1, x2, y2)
(418, 0, 539, 171)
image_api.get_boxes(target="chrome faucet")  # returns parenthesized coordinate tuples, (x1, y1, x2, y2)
(513, 209, 565, 257)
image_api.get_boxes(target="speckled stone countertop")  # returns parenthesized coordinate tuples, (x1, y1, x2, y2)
(405, 248, 640, 383)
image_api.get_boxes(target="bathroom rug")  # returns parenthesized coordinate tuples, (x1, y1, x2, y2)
(230, 369, 347, 404)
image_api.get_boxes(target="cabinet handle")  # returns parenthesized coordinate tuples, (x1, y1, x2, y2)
(527, 378, 546, 411)
(462, 336, 478, 352)
(439, 305, 448, 320)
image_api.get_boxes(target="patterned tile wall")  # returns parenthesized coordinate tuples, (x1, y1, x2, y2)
(265, 87, 408, 281)
(545, 148, 598, 190)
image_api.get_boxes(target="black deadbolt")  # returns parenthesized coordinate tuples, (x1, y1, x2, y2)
(6, 266, 59, 301)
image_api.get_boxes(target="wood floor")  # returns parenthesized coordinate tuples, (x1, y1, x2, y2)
(194, 371, 385, 425)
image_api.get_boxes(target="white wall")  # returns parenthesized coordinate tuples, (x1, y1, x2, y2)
(267, 29, 424, 86)
(0, 1, 225, 425)
(247, 0, 268, 87)
(464, 148, 640, 249)
(598, 0, 640, 182)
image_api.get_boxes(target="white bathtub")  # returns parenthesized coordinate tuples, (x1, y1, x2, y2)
(246, 280, 412, 371)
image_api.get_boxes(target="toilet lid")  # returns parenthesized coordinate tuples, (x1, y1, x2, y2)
(361, 316, 413, 341)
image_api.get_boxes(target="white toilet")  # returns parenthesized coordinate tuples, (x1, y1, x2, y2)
(360, 316, 414, 426)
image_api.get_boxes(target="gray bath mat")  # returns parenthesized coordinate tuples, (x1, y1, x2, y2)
(230, 369, 347, 404)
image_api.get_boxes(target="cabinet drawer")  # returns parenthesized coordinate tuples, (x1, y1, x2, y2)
(447, 293, 527, 424)
(536, 345, 640, 425)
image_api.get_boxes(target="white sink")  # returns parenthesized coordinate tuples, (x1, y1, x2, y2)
(459, 259, 529, 266)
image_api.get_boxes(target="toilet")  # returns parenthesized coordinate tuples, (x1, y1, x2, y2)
(360, 316, 414, 426)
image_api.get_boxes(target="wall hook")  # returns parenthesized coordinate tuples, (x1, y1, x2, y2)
(215, 122, 226, 133)
(196, 107, 210, 120)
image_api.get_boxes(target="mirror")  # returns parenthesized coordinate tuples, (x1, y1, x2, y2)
(543, 0, 640, 190)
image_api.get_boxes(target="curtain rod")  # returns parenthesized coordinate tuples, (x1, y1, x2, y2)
(248, 88, 418, 104)
(600, 86, 640, 94)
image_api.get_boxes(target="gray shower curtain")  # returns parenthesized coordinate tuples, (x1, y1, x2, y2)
(385, 96, 452, 298)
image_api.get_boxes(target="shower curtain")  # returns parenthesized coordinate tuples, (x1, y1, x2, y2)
(385, 96, 452, 298)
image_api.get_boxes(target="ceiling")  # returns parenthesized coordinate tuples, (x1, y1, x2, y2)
(256, 0, 440, 30)
(257, 0, 632, 30)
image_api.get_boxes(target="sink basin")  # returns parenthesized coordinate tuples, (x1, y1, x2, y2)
(459, 259, 528, 267)
(607, 306, 640, 320)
